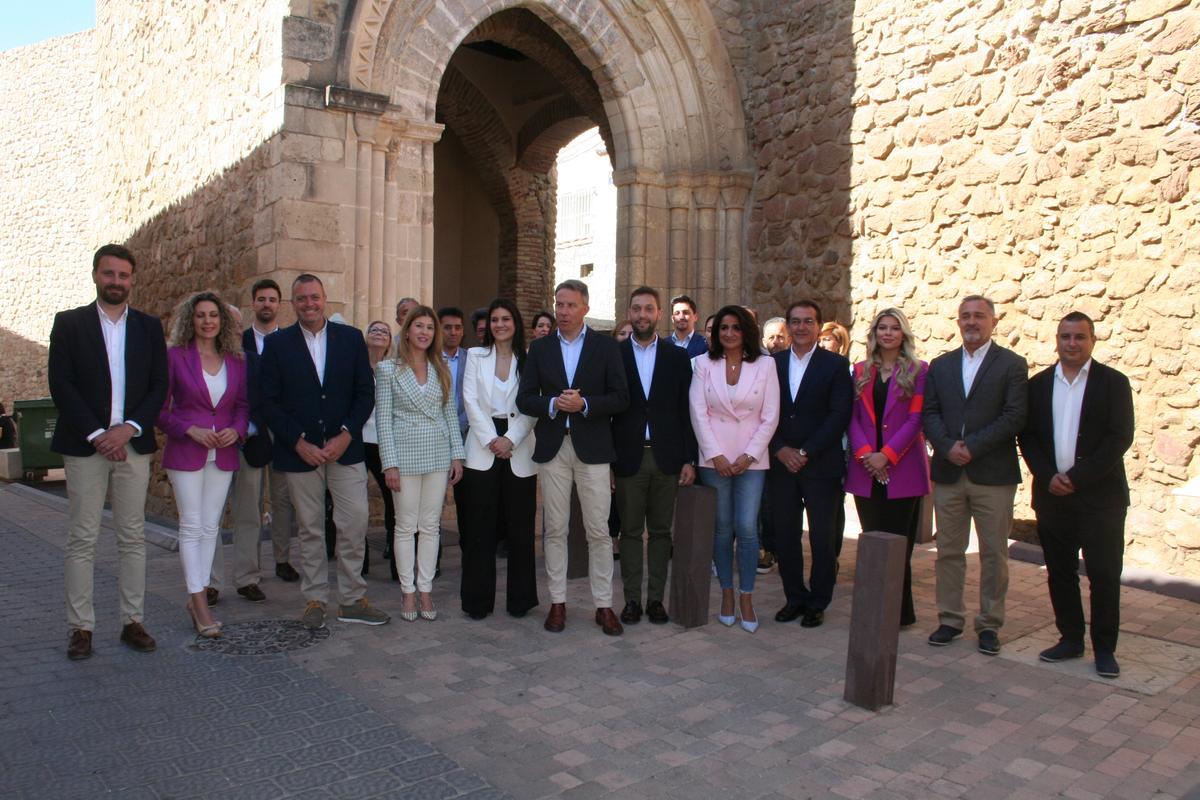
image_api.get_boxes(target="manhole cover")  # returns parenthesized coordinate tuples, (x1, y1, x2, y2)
(189, 619, 330, 655)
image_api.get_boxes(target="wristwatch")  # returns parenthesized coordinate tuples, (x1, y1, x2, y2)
(799, 449, 808, 457)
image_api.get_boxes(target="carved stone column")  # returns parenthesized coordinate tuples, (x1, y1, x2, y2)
(694, 184, 720, 320)
(720, 182, 751, 311)
(667, 185, 691, 304)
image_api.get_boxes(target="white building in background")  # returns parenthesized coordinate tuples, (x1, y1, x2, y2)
(554, 127, 616, 324)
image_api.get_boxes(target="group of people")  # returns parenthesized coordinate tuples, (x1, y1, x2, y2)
(50, 244, 1133, 680)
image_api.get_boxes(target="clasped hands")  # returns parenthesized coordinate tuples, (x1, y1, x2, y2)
(555, 389, 585, 414)
(947, 440, 972, 466)
(711, 453, 754, 478)
(1048, 472, 1075, 496)
(93, 423, 136, 462)
(775, 445, 809, 474)
(860, 451, 890, 484)
(487, 435, 514, 460)
(294, 429, 351, 468)
(186, 425, 240, 451)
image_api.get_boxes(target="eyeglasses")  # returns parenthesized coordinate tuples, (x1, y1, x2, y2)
(367, 327, 390, 336)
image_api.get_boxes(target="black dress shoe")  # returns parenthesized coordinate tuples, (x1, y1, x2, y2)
(1039, 639, 1084, 663)
(1095, 651, 1120, 678)
(800, 608, 824, 628)
(775, 603, 806, 623)
(620, 601, 643, 624)
(466, 611, 488, 621)
(275, 563, 300, 582)
(237, 584, 266, 602)
(645, 601, 669, 625)
(205, 587, 220, 607)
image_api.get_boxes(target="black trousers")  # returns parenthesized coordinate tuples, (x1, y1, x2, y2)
(459, 424, 539, 616)
(364, 443, 396, 579)
(1037, 501, 1125, 654)
(769, 468, 842, 610)
(854, 485, 921, 626)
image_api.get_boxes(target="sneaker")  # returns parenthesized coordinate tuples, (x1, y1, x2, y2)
(1039, 639, 1085, 663)
(337, 598, 390, 626)
(978, 629, 1001, 656)
(928, 624, 963, 646)
(1095, 651, 1121, 678)
(302, 601, 326, 630)
(756, 550, 776, 574)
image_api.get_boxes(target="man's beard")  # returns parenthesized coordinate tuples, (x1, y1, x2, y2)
(100, 285, 128, 304)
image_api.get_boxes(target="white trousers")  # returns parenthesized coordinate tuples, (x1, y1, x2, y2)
(393, 471, 448, 593)
(167, 463, 233, 594)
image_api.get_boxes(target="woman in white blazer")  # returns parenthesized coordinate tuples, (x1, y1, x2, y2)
(376, 306, 465, 621)
(689, 305, 780, 632)
(459, 298, 539, 619)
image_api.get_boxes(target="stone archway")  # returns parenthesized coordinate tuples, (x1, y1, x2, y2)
(331, 0, 753, 323)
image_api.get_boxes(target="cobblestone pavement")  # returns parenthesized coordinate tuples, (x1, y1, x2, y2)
(2, 482, 1199, 799)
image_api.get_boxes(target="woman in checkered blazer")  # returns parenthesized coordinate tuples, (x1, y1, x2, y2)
(375, 305, 466, 621)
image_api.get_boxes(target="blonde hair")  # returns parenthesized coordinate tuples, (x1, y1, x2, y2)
(394, 306, 451, 405)
(819, 321, 850, 356)
(855, 308, 919, 398)
(169, 290, 243, 357)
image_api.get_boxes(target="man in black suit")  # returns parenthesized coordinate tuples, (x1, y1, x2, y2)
(923, 295, 1028, 655)
(769, 300, 854, 628)
(260, 274, 388, 630)
(612, 287, 696, 625)
(210, 279, 297, 605)
(1019, 312, 1133, 678)
(49, 244, 168, 660)
(517, 279, 630, 635)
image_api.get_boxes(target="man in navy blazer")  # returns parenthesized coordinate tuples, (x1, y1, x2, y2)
(210, 279, 298, 605)
(49, 244, 168, 660)
(768, 300, 853, 628)
(260, 274, 388, 630)
(669, 294, 709, 357)
(517, 279, 630, 635)
(1019, 312, 1133, 678)
(612, 287, 697, 625)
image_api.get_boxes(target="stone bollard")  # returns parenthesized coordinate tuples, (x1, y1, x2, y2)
(566, 487, 590, 579)
(669, 484, 717, 628)
(844, 530, 907, 711)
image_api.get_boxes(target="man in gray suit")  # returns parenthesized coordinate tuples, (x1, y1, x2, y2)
(923, 295, 1027, 655)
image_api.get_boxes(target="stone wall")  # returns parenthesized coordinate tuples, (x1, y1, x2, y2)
(0, 32, 97, 411)
(740, 0, 1200, 576)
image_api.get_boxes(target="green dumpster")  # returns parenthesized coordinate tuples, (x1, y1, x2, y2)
(14, 398, 63, 473)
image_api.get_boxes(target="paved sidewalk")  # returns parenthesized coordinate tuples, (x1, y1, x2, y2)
(1, 481, 1199, 799)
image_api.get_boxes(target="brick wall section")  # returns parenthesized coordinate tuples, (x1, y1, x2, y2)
(0, 33, 98, 410)
(736, 0, 1200, 575)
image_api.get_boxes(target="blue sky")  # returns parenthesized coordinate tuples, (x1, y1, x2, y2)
(0, 1, 96, 52)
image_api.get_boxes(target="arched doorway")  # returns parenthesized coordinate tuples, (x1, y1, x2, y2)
(333, 0, 753, 328)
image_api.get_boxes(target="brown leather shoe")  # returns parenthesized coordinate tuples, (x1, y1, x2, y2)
(205, 587, 219, 607)
(67, 629, 92, 660)
(544, 602, 566, 633)
(120, 622, 157, 653)
(595, 607, 624, 637)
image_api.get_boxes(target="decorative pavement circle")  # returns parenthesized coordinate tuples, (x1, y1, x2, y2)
(188, 618, 331, 655)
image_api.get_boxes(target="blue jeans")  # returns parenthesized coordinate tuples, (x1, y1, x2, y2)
(699, 467, 764, 593)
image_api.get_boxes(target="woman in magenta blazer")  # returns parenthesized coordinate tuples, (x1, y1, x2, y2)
(846, 307, 930, 627)
(158, 291, 248, 637)
(689, 305, 780, 632)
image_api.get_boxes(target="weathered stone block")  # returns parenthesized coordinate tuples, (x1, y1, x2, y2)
(282, 15, 334, 61)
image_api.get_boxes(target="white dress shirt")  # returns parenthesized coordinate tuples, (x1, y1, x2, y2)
(89, 304, 142, 441)
(788, 344, 816, 401)
(1052, 359, 1091, 474)
(961, 339, 992, 396)
(301, 320, 328, 385)
(671, 331, 696, 350)
(631, 336, 658, 440)
(549, 326, 589, 421)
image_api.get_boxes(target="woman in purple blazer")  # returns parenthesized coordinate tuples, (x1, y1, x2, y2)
(846, 308, 930, 628)
(158, 291, 249, 637)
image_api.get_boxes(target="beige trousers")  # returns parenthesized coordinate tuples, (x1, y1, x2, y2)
(210, 452, 293, 590)
(933, 474, 1016, 633)
(539, 437, 614, 606)
(393, 471, 448, 594)
(286, 461, 368, 606)
(63, 451, 152, 631)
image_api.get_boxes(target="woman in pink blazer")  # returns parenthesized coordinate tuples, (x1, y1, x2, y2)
(689, 305, 780, 632)
(845, 308, 930, 627)
(158, 291, 249, 637)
